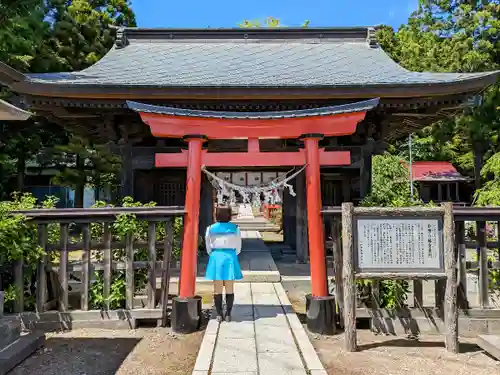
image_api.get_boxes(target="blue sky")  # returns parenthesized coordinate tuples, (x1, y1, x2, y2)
(133, 0, 419, 30)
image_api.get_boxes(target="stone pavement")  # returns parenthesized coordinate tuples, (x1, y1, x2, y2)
(236, 203, 255, 219)
(192, 282, 327, 375)
(164, 231, 281, 288)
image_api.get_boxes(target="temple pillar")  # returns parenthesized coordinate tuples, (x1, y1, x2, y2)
(172, 135, 205, 334)
(199, 174, 214, 243)
(282, 183, 295, 251)
(118, 128, 134, 201)
(295, 171, 308, 262)
(302, 134, 336, 335)
(286, 178, 298, 251)
(360, 138, 375, 199)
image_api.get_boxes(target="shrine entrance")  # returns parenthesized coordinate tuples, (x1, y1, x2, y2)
(128, 98, 380, 333)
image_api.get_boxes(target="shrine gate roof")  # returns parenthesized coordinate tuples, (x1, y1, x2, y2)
(126, 98, 380, 119)
(1, 27, 498, 99)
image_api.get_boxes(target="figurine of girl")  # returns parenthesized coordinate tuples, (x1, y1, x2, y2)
(205, 206, 243, 322)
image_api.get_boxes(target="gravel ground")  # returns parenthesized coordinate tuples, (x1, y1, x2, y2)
(285, 287, 499, 375)
(310, 331, 499, 375)
(10, 327, 204, 375)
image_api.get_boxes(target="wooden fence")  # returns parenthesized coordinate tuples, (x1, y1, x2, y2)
(2, 206, 185, 330)
(322, 205, 500, 336)
(3, 203, 500, 334)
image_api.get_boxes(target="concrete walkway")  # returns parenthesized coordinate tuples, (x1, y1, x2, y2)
(192, 282, 327, 375)
(236, 203, 255, 219)
(165, 231, 281, 289)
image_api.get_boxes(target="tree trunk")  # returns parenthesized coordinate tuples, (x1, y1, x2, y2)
(95, 184, 101, 202)
(473, 142, 484, 191)
(120, 141, 133, 199)
(16, 153, 25, 192)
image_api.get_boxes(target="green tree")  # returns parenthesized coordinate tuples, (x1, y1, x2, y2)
(0, 120, 68, 198)
(362, 153, 420, 207)
(240, 16, 281, 28)
(0, 3, 57, 72)
(378, 1, 499, 73)
(51, 135, 121, 207)
(377, 1, 500, 194)
(41, 1, 136, 205)
(239, 16, 309, 28)
(0, 1, 137, 203)
(475, 152, 500, 206)
(0, 4, 65, 196)
(47, 0, 136, 71)
(0, 0, 44, 23)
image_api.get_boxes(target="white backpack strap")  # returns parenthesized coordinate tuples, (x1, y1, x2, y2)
(205, 226, 212, 255)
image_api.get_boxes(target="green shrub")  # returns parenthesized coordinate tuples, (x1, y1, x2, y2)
(358, 154, 426, 309)
(0, 193, 56, 312)
(0, 194, 184, 311)
(87, 197, 184, 309)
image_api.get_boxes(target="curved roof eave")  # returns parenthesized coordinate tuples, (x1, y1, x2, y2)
(8, 71, 499, 100)
(126, 98, 381, 118)
(0, 99, 32, 121)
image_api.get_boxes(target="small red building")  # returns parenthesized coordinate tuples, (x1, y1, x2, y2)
(408, 161, 472, 205)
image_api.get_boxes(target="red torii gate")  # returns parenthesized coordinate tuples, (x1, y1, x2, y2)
(128, 98, 379, 333)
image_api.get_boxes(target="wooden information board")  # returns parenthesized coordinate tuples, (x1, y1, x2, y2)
(354, 216, 444, 273)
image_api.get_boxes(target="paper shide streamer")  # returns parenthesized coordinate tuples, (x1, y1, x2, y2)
(201, 166, 306, 207)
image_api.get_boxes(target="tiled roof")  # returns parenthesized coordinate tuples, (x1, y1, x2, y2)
(126, 98, 380, 118)
(25, 27, 499, 88)
(407, 161, 469, 181)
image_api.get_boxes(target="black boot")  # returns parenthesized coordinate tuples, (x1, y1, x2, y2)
(225, 293, 234, 322)
(214, 294, 224, 322)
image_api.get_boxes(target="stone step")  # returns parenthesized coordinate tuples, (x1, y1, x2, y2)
(233, 216, 269, 222)
(238, 224, 280, 229)
(155, 247, 282, 286)
(238, 226, 281, 232)
(234, 218, 275, 222)
(233, 218, 274, 224)
(235, 221, 277, 225)
(477, 334, 500, 360)
(235, 221, 278, 226)
(157, 268, 281, 286)
(0, 332, 45, 375)
(240, 230, 262, 239)
(0, 319, 21, 349)
(157, 271, 281, 287)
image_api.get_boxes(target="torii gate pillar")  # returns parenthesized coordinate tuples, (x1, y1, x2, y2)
(303, 134, 336, 335)
(171, 136, 206, 334)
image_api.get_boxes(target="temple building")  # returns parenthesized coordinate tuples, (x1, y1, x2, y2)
(407, 161, 472, 205)
(0, 27, 498, 331)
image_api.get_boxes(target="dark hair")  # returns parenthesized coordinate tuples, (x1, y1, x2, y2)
(215, 206, 232, 223)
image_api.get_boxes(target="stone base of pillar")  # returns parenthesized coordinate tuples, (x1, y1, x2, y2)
(171, 296, 202, 334)
(305, 294, 336, 335)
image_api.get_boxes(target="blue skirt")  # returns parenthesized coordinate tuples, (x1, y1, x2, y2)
(205, 249, 243, 281)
